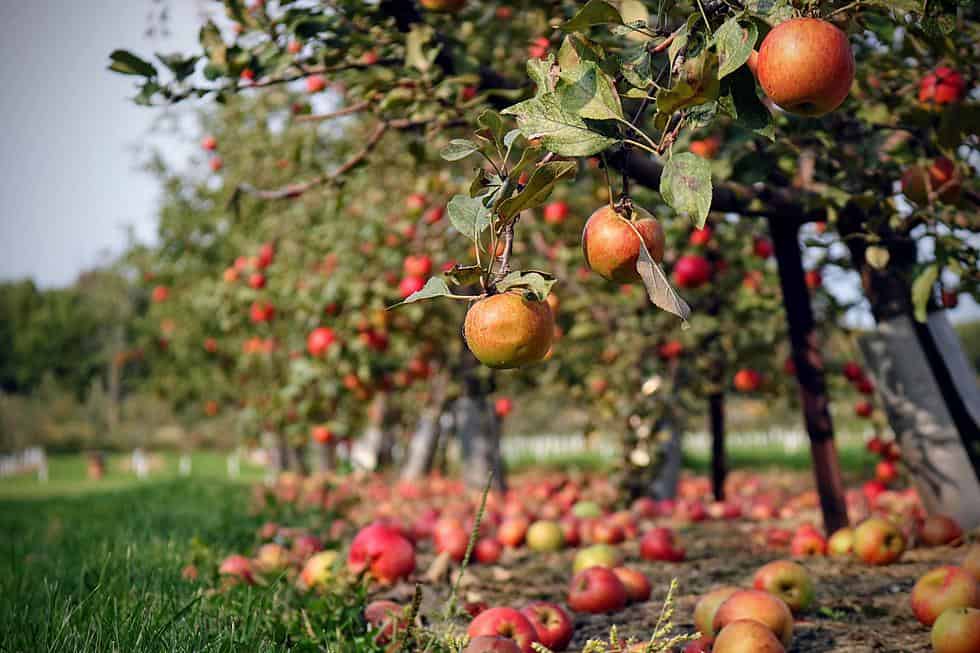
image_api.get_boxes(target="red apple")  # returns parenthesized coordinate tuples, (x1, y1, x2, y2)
(464, 636, 522, 653)
(347, 522, 416, 583)
(733, 369, 762, 393)
(854, 400, 873, 418)
(403, 255, 433, 278)
(467, 607, 539, 653)
(543, 201, 569, 225)
(520, 602, 573, 651)
(497, 517, 530, 548)
(853, 517, 905, 565)
(790, 528, 827, 557)
(248, 272, 266, 289)
(753, 560, 815, 613)
(567, 566, 628, 614)
(911, 566, 980, 626)
(673, 255, 712, 289)
(475, 537, 502, 564)
(434, 521, 470, 562)
(201, 135, 217, 151)
(753, 237, 774, 259)
(689, 226, 713, 246)
(756, 18, 854, 116)
(398, 275, 426, 298)
(307, 327, 337, 356)
(843, 361, 863, 381)
(612, 567, 651, 603)
(306, 74, 326, 93)
(694, 586, 739, 639)
(365, 600, 404, 644)
(494, 397, 514, 418)
(931, 607, 980, 653)
(919, 67, 967, 107)
(219, 554, 255, 584)
(713, 589, 794, 647)
(713, 619, 786, 653)
(875, 460, 898, 485)
(640, 527, 685, 562)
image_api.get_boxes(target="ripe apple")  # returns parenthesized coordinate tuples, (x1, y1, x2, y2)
(612, 567, 651, 603)
(248, 272, 266, 289)
(424, 205, 445, 224)
(209, 156, 223, 172)
(419, 0, 465, 11)
(151, 285, 169, 303)
(403, 255, 432, 278)
(753, 560, 815, 613)
(875, 460, 898, 485)
(254, 543, 289, 573)
(713, 589, 794, 647)
(435, 522, 470, 562)
(572, 544, 622, 573)
(713, 619, 786, 653)
(568, 566, 628, 613)
(689, 226, 712, 246)
(572, 500, 602, 518)
(520, 602, 573, 651)
(219, 554, 255, 584)
(843, 361, 863, 381)
(347, 522, 416, 583)
(756, 18, 854, 116)
(364, 600, 403, 644)
(659, 340, 684, 359)
(827, 528, 854, 556)
(494, 397, 514, 418)
(475, 537, 502, 564)
(963, 545, 980, 582)
(306, 74, 326, 93)
(753, 237, 774, 259)
(528, 37, 550, 60)
(694, 586, 739, 638)
(249, 301, 275, 323)
(919, 67, 967, 107)
(592, 520, 625, 545)
(854, 400, 873, 418)
(582, 205, 665, 283)
(804, 269, 822, 289)
(464, 636, 522, 653)
(405, 192, 427, 214)
(398, 275, 426, 298)
(201, 135, 217, 151)
(790, 528, 827, 557)
(467, 607, 539, 653)
(901, 157, 962, 205)
(910, 566, 980, 626)
(853, 517, 905, 565)
(307, 327, 336, 356)
(689, 135, 721, 159)
(943, 289, 959, 308)
(300, 550, 339, 588)
(559, 517, 581, 548)
(543, 201, 569, 225)
(497, 517, 530, 548)
(733, 369, 762, 393)
(673, 255, 712, 289)
(526, 520, 564, 552)
(640, 527, 686, 562)
(931, 607, 980, 653)
(464, 293, 553, 369)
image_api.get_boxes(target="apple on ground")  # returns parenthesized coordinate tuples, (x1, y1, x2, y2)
(910, 566, 980, 626)
(753, 560, 815, 613)
(640, 527, 686, 562)
(852, 517, 905, 565)
(713, 619, 786, 653)
(931, 607, 980, 653)
(712, 589, 794, 647)
(364, 600, 403, 644)
(790, 528, 827, 557)
(612, 567, 652, 603)
(526, 520, 564, 552)
(520, 602, 574, 651)
(300, 550, 339, 588)
(567, 566, 628, 614)
(464, 636, 522, 653)
(497, 517, 530, 548)
(347, 522, 416, 583)
(475, 537, 503, 564)
(572, 544, 621, 574)
(964, 545, 980, 582)
(694, 586, 739, 639)
(920, 515, 964, 547)
(219, 554, 255, 584)
(827, 528, 854, 556)
(466, 607, 539, 653)
(254, 543, 290, 573)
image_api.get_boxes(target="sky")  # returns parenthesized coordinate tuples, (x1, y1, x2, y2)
(0, 2, 975, 323)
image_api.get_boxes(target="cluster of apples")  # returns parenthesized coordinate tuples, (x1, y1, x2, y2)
(200, 134, 223, 172)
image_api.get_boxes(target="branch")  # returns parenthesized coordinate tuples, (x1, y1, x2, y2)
(294, 100, 372, 124)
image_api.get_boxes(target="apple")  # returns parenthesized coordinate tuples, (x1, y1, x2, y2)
(827, 528, 854, 556)
(526, 520, 564, 552)
(854, 400, 873, 418)
(659, 340, 684, 359)
(528, 37, 550, 60)
(790, 528, 827, 557)
(943, 289, 959, 309)
(910, 566, 980, 626)
(219, 554, 255, 584)
(592, 520, 625, 545)
(398, 275, 426, 298)
(497, 517, 530, 548)
(694, 586, 739, 639)
(919, 67, 967, 107)
(856, 376, 875, 395)
(474, 537, 502, 565)
(640, 527, 685, 562)
(347, 522, 416, 583)
(612, 567, 651, 603)
(689, 226, 712, 246)
(568, 566, 628, 613)
(560, 517, 581, 548)
(467, 607, 539, 653)
(464, 637, 522, 653)
(805, 269, 822, 290)
(307, 327, 336, 356)
(403, 255, 433, 278)
(248, 272, 266, 289)
(733, 369, 762, 393)
(520, 602, 573, 651)
(292, 533, 324, 559)
(931, 607, 980, 653)
(435, 521, 470, 562)
(853, 517, 905, 565)
(300, 550, 339, 588)
(753, 237, 774, 259)
(689, 135, 721, 160)
(494, 397, 514, 418)
(543, 201, 569, 225)
(424, 205, 445, 224)
(713, 619, 786, 653)
(209, 156, 223, 172)
(571, 501, 602, 518)
(306, 74, 326, 93)
(963, 545, 980, 582)
(582, 205, 665, 283)
(682, 636, 715, 653)
(463, 293, 553, 369)
(151, 285, 169, 303)
(902, 157, 962, 205)
(420, 0, 465, 11)
(365, 600, 403, 644)
(713, 589, 794, 647)
(756, 18, 854, 116)
(254, 543, 289, 573)
(753, 560, 815, 613)
(673, 255, 712, 289)
(572, 544, 621, 574)
(843, 361, 863, 381)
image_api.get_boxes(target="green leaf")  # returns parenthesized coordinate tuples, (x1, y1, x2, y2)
(503, 92, 618, 156)
(495, 271, 557, 301)
(478, 109, 506, 145)
(630, 223, 691, 326)
(660, 153, 713, 228)
(498, 161, 578, 220)
(443, 264, 483, 287)
(561, 0, 623, 31)
(744, 0, 795, 24)
(155, 53, 199, 82)
(911, 264, 938, 323)
(390, 277, 454, 308)
(557, 61, 624, 121)
(108, 50, 156, 77)
(655, 50, 720, 117)
(558, 33, 607, 71)
(714, 17, 758, 79)
(199, 21, 226, 65)
(526, 56, 557, 96)
(447, 194, 491, 242)
(441, 139, 481, 161)
(718, 66, 773, 139)
(621, 43, 653, 89)
(406, 25, 439, 73)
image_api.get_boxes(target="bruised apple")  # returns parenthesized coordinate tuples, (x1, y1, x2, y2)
(582, 205, 665, 283)
(756, 18, 854, 116)
(464, 293, 553, 369)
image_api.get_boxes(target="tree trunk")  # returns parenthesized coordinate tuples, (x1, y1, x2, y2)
(401, 372, 450, 480)
(312, 441, 335, 474)
(263, 431, 288, 480)
(352, 392, 394, 471)
(455, 394, 506, 492)
(709, 393, 727, 502)
(650, 416, 683, 500)
(769, 215, 850, 534)
(859, 316, 980, 529)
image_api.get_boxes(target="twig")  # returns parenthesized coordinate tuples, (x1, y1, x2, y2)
(294, 100, 371, 124)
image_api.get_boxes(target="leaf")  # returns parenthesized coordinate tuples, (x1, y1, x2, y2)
(631, 226, 691, 326)
(911, 264, 938, 323)
(498, 161, 578, 220)
(199, 21, 226, 65)
(390, 278, 455, 308)
(443, 264, 483, 287)
(620, 43, 653, 89)
(477, 109, 506, 145)
(503, 92, 618, 156)
(156, 53, 199, 82)
(447, 195, 491, 242)
(561, 0, 623, 31)
(558, 33, 607, 71)
(660, 153, 713, 228)
(865, 246, 890, 270)
(718, 66, 773, 139)
(655, 50, 720, 117)
(714, 17, 758, 79)
(495, 271, 556, 301)
(406, 25, 439, 73)
(526, 56, 557, 96)
(108, 50, 156, 77)
(441, 139, 481, 161)
(557, 61, 624, 121)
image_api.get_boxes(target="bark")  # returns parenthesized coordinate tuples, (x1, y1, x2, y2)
(401, 374, 450, 480)
(455, 394, 506, 492)
(263, 431, 288, 476)
(106, 326, 124, 436)
(649, 417, 683, 500)
(353, 392, 394, 471)
(768, 215, 850, 534)
(312, 441, 335, 474)
(709, 393, 727, 502)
